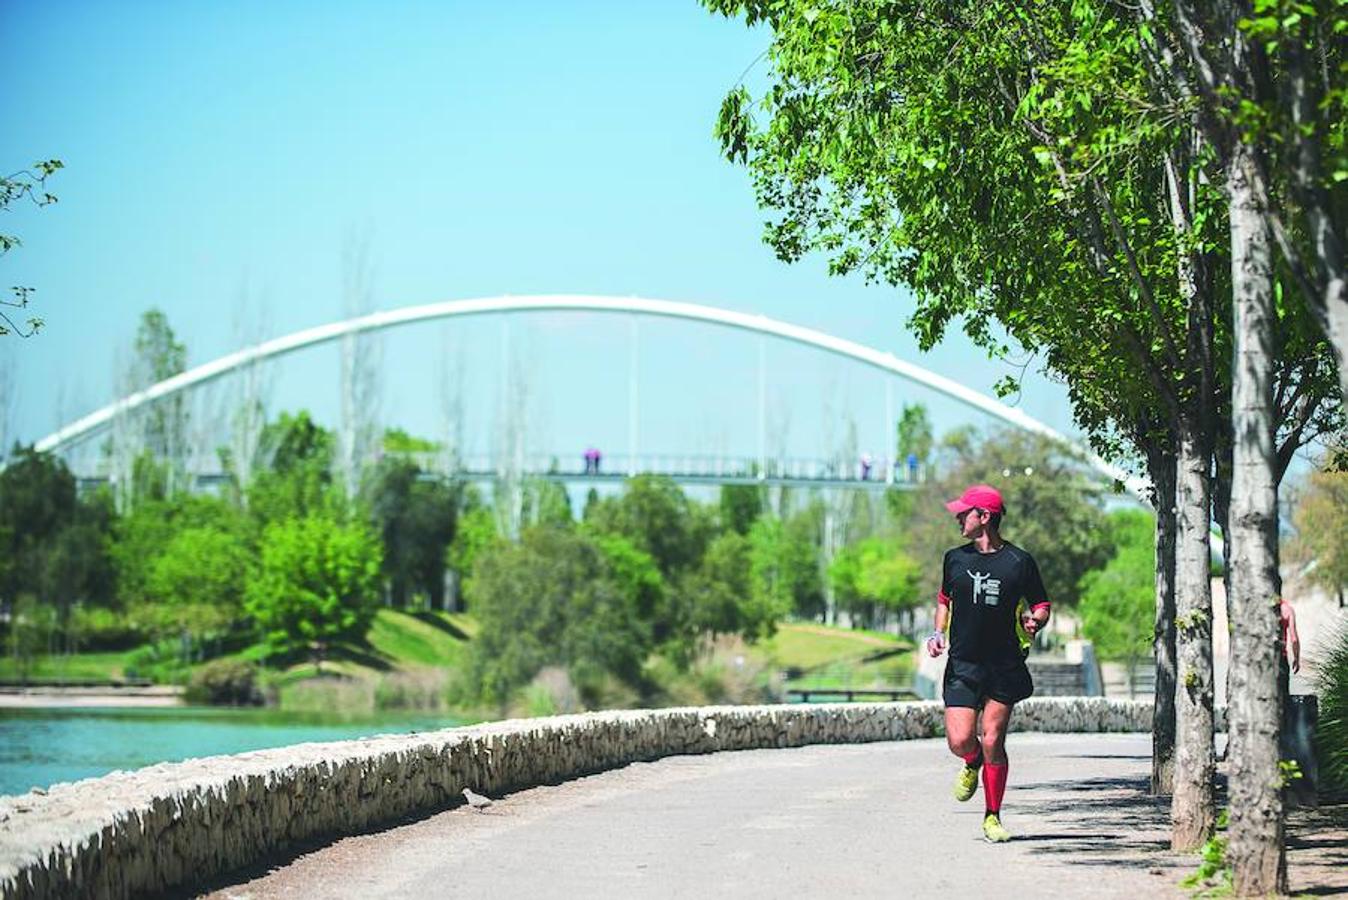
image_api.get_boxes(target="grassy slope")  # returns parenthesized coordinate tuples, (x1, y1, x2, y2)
(0, 610, 478, 685)
(0, 650, 140, 682)
(753, 622, 916, 692)
(0, 615, 913, 700)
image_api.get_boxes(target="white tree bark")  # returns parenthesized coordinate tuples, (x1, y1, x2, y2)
(338, 234, 382, 500)
(1225, 140, 1287, 896)
(1149, 450, 1178, 795)
(1171, 422, 1215, 850)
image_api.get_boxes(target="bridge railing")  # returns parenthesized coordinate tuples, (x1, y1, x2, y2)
(71, 452, 931, 490)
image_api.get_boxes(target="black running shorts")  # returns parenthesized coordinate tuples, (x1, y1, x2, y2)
(942, 657, 1034, 708)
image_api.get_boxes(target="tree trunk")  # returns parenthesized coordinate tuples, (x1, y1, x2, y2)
(1171, 421, 1215, 851)
(1225, 140, 1287, 896)
(1149, 449, 1178, 795)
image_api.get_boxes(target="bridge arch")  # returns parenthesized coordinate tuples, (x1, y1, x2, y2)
(34, 295, 1145, 497)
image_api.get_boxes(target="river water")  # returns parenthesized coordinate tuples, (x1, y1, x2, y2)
(0, 707, 472, 797)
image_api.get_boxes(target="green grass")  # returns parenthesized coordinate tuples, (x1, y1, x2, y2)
(0, 650, 139, 682)
(0, 610, 478, 688)
(363, 610, 473, 667)
(751, 622, 916, 692)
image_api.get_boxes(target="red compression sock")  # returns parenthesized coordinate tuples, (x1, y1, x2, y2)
(962, 748, 983, 768)
(983, 762, 1008, 815)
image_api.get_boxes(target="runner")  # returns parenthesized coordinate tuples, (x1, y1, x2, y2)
(925, 484, 1051, 843)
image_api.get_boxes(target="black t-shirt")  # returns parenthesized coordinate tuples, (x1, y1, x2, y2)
(939, 542, 1048, 664)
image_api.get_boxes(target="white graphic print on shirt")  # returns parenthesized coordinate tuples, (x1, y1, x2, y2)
(967, 570, 1002, 606)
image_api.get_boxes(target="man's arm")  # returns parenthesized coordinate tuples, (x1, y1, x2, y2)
(1022, 601, 1051, 635)
(927, 592, 950, 657)
(1286, 605, 1301, 674)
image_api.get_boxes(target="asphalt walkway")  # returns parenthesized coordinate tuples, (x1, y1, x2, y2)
(199, 733, 1343, 899)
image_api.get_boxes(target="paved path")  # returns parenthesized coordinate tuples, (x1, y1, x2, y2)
(198, 733, 1339, 899)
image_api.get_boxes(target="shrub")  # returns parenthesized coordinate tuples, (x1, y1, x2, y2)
(68, 606, 143, 651)
(1314, 620, 1348, 793)
(184, 658, 263, 706)
(123, 639, 191, 683)
(373, 669, 451, 711)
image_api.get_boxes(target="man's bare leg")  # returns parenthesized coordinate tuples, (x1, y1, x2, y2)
(946, 706, 983, 801)
(979, 699, 1014, 840)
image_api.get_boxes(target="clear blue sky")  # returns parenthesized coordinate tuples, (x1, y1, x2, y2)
(2, 1, 1081, 470)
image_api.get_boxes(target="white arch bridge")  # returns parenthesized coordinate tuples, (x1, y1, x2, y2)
(36, 295, 1145, 497)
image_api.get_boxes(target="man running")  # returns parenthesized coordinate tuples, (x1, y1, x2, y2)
(925, 484, 1050, 843)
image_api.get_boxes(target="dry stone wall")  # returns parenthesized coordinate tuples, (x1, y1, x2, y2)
(0, 697, 1150, 899)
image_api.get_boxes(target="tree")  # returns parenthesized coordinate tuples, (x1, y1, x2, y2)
(0, 447, 77, 604)
(896, 404, 934, 476)
(0, 447, 113, 653)
(364, 454, 460, 608)
(0, 159, 62, 337)
(144, 525, 250, 659)
(446, 502, 500, 612)
(244, 514, 383, 665)
(1079, 510, 1157, 688)
(679, 530, 753, 640)
(247, 411, 339, 525)
(704, 5, 1340, 864)
(747, 514, 821, 635)
(719, 482, 765, 535)
(1289, 461, 1348, 602)
(584, 475, 711, 579)
(829, 536, 922, 632)
(703, 7, 1223, 819)
(467, 526, 653, 704)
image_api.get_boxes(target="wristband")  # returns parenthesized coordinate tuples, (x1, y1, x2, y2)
(928, 630, 945, 645)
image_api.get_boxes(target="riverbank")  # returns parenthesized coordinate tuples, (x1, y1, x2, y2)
(0, 685, 184, 708)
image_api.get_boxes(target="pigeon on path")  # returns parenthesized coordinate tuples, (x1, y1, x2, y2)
(462, 788, 493, 813)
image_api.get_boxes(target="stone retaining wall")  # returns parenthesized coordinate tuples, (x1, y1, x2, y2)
(0, 697, 1150, 899)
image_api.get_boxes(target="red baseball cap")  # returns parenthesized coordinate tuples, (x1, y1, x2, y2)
(945, 484, 1004, 515)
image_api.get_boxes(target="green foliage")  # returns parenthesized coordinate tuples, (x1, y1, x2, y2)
(0, 446, 78, 600)
(67, 605, 142, 651)
(747, 514, 822, 634)
(130, 309, 188, 468)
(1181, 808, 1232, 896)
(522, 478, 574, 528)
(1289, 463, 1348, 601)
(896, 404, 934, 470)
(0, 448, 116, 655)
(184, 658, 262, 706)
(719, 482, 765, 535)
(446, 503, 501, 606)
(1314, 619, 1348, 792)
(1079, 509, 1156, 661)
(382, 427, 439, 454)
(364, 456, 461, 608)
(680, 530, 753, 638)
(829, 536, 922, 630)
(246, 411, 339, 524)
(5, 595, 56, 681)
(0, 158, 62, 337)
(141, 524, 250, 650)
(467, 525, 653, 704)
(585, 475, 711, 579)
(111, 494, 250, 610)
(244, 514, 383, 661)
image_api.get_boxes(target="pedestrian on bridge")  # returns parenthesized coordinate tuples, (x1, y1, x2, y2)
(925, 484, 1051, 843)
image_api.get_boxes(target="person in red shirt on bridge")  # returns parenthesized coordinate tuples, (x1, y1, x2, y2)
(925, 484, 1051, 843)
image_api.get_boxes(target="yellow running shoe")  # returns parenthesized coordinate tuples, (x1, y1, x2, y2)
(982, 813, 1012, 843)
(954, 764, 979, 802)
